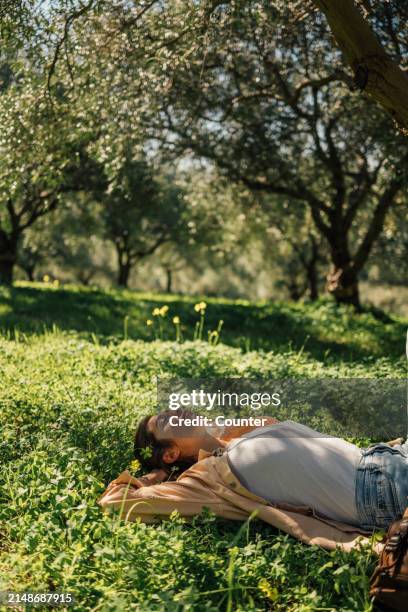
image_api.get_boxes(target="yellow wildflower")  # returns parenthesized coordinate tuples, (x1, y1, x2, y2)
(159, 305, 169, 316)
(194, 301, 207, 313)
(130, 459, 141, 473)
(53, 279, 60, 288)
(152, 307, 161, 316)
(258, 578, 278, 601)
(173, 316, 180, 325)
(43, 274, 50, 283)
(146, 319, 153, 326)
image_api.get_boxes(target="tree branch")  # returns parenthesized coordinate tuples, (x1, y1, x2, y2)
(134, 230, 169, 259)
(312, 0, 408, 132)
(240, 176, 332, 238)
(352, 169, 406, 272)
(47, 0, 96, 92)
(343, 155, 383, 231)
(19, 196, 59, 231)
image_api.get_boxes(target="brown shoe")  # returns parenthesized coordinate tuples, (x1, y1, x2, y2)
(370, 508, 408, 611)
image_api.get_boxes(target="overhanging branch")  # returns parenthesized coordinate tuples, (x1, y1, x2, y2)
(312, 0, 408, 132)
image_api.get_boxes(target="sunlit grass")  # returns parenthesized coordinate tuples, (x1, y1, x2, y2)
(0, 282, 406, 610)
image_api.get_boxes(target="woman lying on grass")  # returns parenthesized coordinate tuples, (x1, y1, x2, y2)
(98, 409, 408, 553)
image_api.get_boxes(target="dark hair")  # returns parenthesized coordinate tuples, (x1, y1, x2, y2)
(133, 412, 195, 478)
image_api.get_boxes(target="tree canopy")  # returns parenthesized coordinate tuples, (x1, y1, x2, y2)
(0, 0, 406, 306)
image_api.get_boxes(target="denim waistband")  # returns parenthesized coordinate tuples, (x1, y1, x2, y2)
(355, 442, 408, 531)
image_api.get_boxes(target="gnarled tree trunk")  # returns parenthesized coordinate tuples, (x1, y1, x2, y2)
(326, 264, 360, 308)
(0, 231, 18, 285)
(115, 245, 132, 288)
(313, 0, 408, 132)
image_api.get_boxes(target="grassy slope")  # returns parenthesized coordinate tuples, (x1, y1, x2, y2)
(0, 282, 406, 611)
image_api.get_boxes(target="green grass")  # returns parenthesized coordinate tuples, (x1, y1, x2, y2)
(0, 282, 407, 611)
(1, 281, 406, 361)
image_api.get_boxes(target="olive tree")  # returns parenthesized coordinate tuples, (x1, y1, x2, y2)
(119, 1, 406, 307)
(0, 77, 104, 284)
(101, 152, 188, 288)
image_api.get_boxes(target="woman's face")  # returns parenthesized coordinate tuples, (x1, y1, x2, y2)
(147, 410, 214, 464)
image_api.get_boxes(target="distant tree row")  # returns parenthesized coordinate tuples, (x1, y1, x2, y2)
(0, 0, 406, 307)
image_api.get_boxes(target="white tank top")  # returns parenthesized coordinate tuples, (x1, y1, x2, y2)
(227, 420, 362, 525)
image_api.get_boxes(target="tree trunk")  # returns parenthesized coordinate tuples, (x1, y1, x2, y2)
(118, 262, 131, 288)
(0, 255, 15, 285)
(307, 262, 319, 300)
(306, 235, 319, 300)
(326, 263, 360, 308)
(165, 268, 172, 293)
(286, 272, 306, 301)
(25, 266, 35, 282)
(0, 230, 18, 285)
(312, 0, 408, 133)
(323, 174, 403, 309)
(115, 244, 132, 288)
(290, 234, 320, 301)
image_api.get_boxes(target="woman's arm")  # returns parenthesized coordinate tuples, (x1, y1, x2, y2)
(97, 469, 248, 523)
(220, 416, 279, 442)
(97, 466, 382, 553)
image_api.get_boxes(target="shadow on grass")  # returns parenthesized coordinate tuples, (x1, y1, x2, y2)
(0, 283, 406, 362)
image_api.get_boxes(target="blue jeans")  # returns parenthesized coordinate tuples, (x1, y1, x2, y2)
(355, 442, 408, 530)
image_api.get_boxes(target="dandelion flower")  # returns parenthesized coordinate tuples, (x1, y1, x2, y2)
(152, 307, 161, 316)
(173, 316, 180, 324)
(194, 301, 207, 312)
(43, 274, 50, 283)
(146, 319, 153, 326)
(159, 305, 169, 316)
